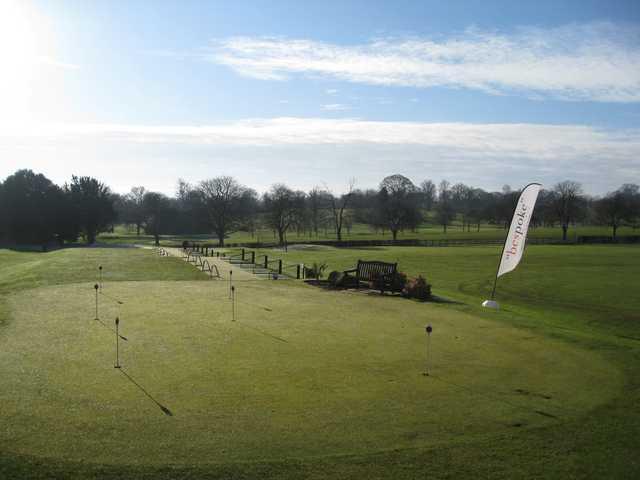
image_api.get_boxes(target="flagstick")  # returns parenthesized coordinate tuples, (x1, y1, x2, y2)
(94, 284, 99, 320)
(229, 270, 233, 299)
(423, 325, 433, 376)
(99, 265, 103, 292)
(231, 286, 236, 321)
(114, 317, 121, 368)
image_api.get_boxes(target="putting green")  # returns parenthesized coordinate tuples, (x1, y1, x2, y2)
(0, 279, 623, 466)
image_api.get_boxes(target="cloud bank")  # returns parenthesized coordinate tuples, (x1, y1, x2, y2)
(210, 22, 640, 102)
(2, 118, 638, 195)
(5, 117, 638, 158)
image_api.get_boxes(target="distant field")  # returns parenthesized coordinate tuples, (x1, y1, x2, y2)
(1, 245, 639, 478)
(98, 222, 637, 246)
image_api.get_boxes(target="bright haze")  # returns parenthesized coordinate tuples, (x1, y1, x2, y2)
(1, 0, 639, 195)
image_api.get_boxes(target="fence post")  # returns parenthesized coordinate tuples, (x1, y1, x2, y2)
(296, 264, 300, 279)
(241, 248, 245, 261)
(278, 259, 282, 274)
(264, 255, 268, 268)
(250, 251, 255, 264)
(205, 246, 208, 256)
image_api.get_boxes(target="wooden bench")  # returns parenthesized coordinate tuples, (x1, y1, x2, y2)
(344, 260, 399, 294)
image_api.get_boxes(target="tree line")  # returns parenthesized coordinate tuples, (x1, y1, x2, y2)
(1, 169, 639, 247)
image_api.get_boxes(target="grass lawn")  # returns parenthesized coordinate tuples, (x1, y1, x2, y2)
(0, 245, 639, 478)
(96, 222, 638, 247)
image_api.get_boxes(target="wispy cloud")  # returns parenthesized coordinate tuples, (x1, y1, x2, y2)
(209, 22, 640, 103)
(321, 103, 350, 111)
(325, 88, 339, 95)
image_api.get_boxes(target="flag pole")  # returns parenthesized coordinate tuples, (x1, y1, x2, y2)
(484, 226, 509, 309)
(489, 240, 507, 301)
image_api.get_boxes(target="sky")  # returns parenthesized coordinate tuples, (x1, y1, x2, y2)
(1, 0, 639, 196)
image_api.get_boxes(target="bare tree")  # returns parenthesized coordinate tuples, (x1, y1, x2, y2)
(142, 191, 172, 246)
(551, 180, 585, 241)
(376, 174, 421, 241)
(66, 176, 116, 244)
(468, 188, 489, 232)
(436, 180, 454, 233)
(420, 179, 437, 211)
(263, 184, 306, 246)
(326, 179, 355, 242)
(198, 176, 249, 246)
(451, 183, 474, 231)
(125, 186, 146, 235)
(307, 187, 329, 238)
(176, 179, 192, 204)
(595, 184, 640, 239)
(621, 184, 640, 228)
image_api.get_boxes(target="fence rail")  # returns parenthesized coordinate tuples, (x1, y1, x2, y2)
(176, 235, 640, 250)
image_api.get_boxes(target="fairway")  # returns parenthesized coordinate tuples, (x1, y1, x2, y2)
(0, 258, 623, 466)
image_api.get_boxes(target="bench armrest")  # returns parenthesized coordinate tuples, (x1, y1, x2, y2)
(343, 268, 357, 274)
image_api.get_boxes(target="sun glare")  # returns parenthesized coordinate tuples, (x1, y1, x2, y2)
(0, 0, 54, 127)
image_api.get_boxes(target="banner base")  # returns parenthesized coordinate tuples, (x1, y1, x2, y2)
(482, 300, 499, 309)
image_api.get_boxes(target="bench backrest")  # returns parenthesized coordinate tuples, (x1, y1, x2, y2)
(356, 260, 397, 281)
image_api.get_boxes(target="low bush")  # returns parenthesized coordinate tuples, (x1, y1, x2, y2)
(328, 270, 344, 287)
(390, 271, 408, 291)
(403, 276, 432, 301)
(370, 271, 407, 292)
(305, 262, 328, 281)
(328, 270, 358, 288)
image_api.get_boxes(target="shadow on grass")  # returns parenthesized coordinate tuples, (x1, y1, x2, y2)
(430, 294, 465, 305)
(303, 281, 465, 305)
(119, 369, 173, 416)
(428, 374, 563, 420)
(94, 317, 128, 341)
(100, 291, 124, 305)
(236, 322, 289, 343)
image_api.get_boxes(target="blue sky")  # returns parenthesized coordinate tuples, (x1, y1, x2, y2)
(1, 0, 639, 195)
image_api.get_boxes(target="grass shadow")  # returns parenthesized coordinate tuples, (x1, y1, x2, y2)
(94, 317, 128, 341)
(119, 369, 173, 416)
(236, 322, 289, 343)
(100, 291, 124, 305)
(430, 294, 466, 305)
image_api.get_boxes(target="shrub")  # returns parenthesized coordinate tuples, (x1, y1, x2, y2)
(328, 270, 357, 288)
(306, 262, 328, 281)
(369, 271, 407, 293)
(328, 270, 340, 286)
(390, 271, 408, 291)
(403, 276, 432, 301)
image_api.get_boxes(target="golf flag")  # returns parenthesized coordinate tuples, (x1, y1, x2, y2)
(497, 183, 542, 277)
